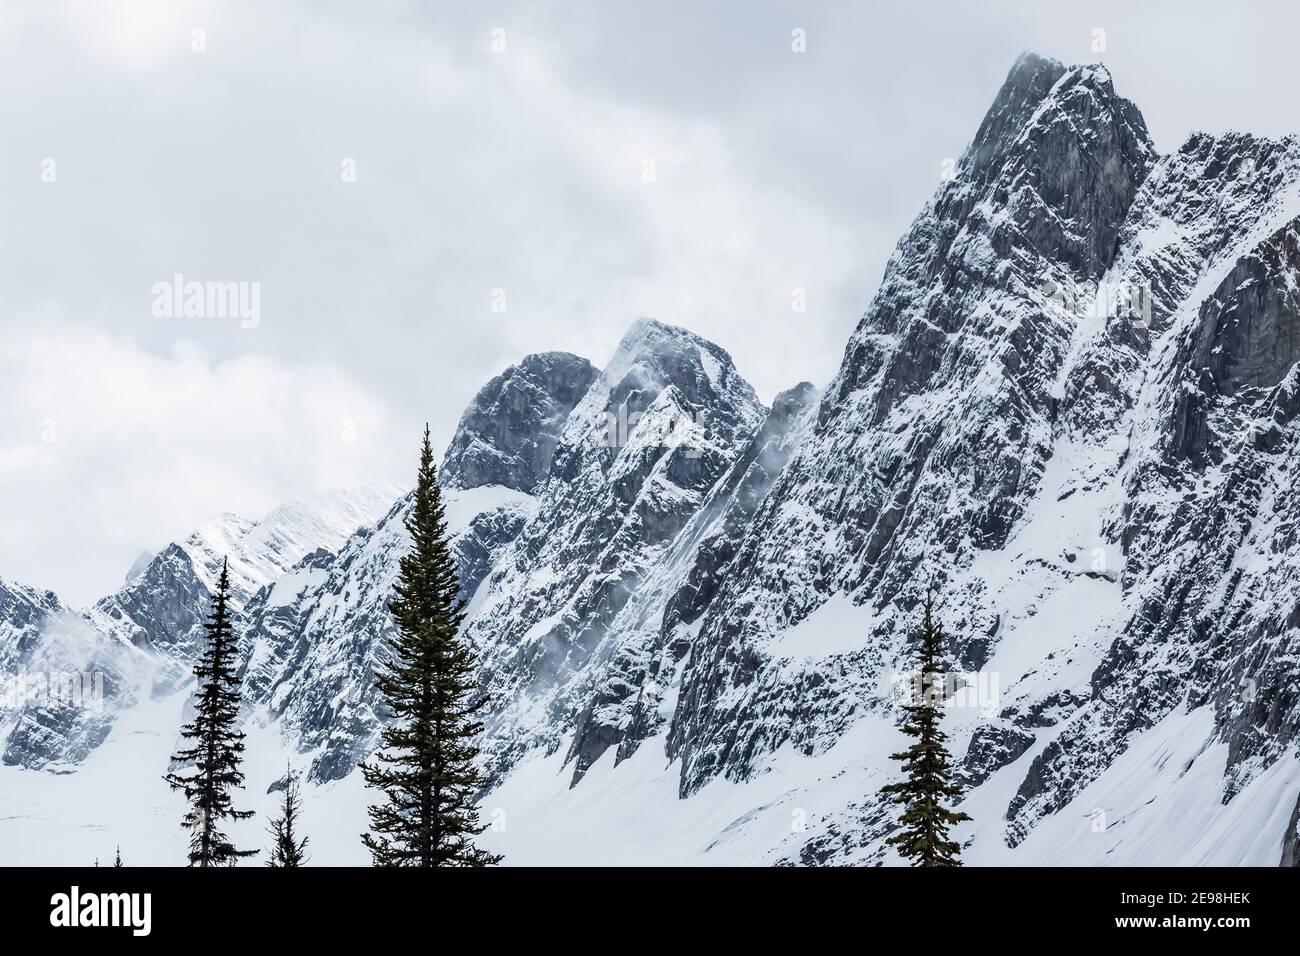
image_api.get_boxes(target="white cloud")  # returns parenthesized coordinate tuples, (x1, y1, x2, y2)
(44, 0, 223, 71)
(3, 0, 1298, 605)
(477, 45, 867, 398)
(0, 311, 406, 605)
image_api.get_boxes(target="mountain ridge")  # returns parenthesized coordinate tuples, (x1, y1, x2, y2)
(3, 52, 1300, 866)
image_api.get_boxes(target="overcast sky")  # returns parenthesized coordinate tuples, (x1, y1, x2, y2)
(2, 0, 1298, 605)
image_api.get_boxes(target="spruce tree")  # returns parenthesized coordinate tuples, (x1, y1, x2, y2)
(880, 591, 972, 866)
(359, 426, 501, 867)
(113, 846, 122, 868)
(164, 558, 257, 866)
(266, 766, 309, 867)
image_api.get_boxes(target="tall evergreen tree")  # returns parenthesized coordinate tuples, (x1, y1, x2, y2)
(266, 765, 309, 867)
(113, 846, 122, 868)
(164, 558, 257, 866)
(360, 426, 501, 867)
(879, 591, 972, 866)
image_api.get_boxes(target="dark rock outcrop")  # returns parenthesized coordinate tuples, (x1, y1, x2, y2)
(442, 351, 599, 492)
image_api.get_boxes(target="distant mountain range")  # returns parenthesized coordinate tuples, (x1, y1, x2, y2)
(3, 53, 1299, 866)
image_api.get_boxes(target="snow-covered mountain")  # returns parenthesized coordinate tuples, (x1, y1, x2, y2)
(89, 482, 405, 657)
(0, 576, 149, 772)
(462, 319, 770, 783)
(3, 52, 1300, 866)
(245, 350, 599, 782)
(0, 484, 403, 770)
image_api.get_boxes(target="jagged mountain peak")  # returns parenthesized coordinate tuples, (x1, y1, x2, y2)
(773, 380, 818, 409)
(828, 53, 1159, 416)
(982, 52, 1134, 149)
(10, 54, 1300, 868)
(0, 574, 67, 681)
(611, 315, 716, 356)
(460, 318, 770, 782)
(1166, 129, 1300, 196)
(1001, 50, 1116, 95)
(237, 350, 603, 783)
(123, 550, 155, 586)
(176, 482, 406, 600)
(953, 52, 1155, 278)
(441, 350, 599, 494)
(0, 572, 62, 609)
(553, 318, 766, 471)
(666, 55, 1172, 805)
(87, 483, 403, 658)
(604, 317, 754, 395)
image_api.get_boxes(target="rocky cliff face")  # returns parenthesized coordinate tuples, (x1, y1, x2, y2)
(442, 352, 600, 493)
(0, 577, 64, 676)
(0, 352, 598, 781)
(244, 351, 598, 782)
(1001, 129, 1300, 845)
(0, 486, 401, 770)
(5, 52, 1300, 867)
(88, 485, 403, 658)
(0, 577, 147, 771)
(564, 378, 818, 781)
(463, 319, 770, 781)
(666, 53, 1155, 797)
(462, 54, 1300, 865)
(633, 56, 1299, 863)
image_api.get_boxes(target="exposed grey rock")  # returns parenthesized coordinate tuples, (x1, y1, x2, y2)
(959, 720, 1036, 788)
(667, 53, 1155, 799)
(88, 486, 401, 660)
(0, 578, 147, 770)
(236, 547, 336, 703)
(1003, 130, 1300, 842)
(466, 318, 768, 784)
(0, 577, 62, 670)
(665, 382, 820, 635)
(199, 54, 1299, 864)
(563, 379, 820, 782)
(1282, 791, 1300, 866)
(1, 487, 400, 771)
(442, 351, 599, 493)
(89, 542, 213, 657)
(9, 52, 1300, 866)
(248, 350, 597, 782)
(1003, 689, 1088, 729)
(3, 705, 113, 771)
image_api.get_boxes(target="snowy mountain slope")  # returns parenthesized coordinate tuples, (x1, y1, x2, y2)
(1001, 132, 1300, 846)
(245, 351, 598, 782)
(0, 577, 64, 677)
(563, 380, 819, 783)
(665, 53, 1155, 798)
(87, 483, 404, 658)
(251, 485, 538, 782)
(0, 575, 152, 771)
(0, 484, 403, 771)
(464, 319, 768, 782)
(470, 53, 1300, 866)
(632, 55, 1300, 864)
(5, 51, 1300, 868)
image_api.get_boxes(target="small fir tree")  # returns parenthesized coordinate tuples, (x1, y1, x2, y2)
(880, 591, 972, 866)
(266, 766, 309, 867)
(164, 558, 257, 866)
(359, 427, 501, 867)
